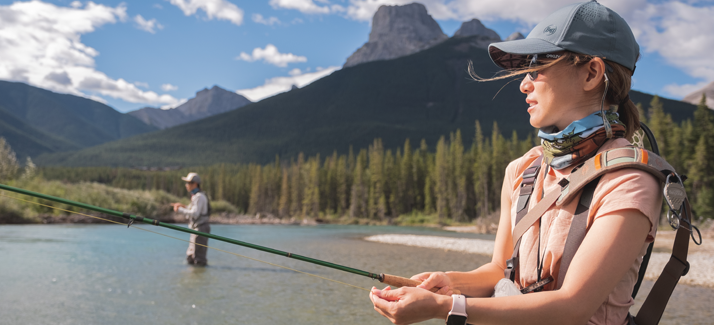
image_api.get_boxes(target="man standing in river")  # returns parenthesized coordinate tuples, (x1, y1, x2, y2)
(172, 172, 211, 266)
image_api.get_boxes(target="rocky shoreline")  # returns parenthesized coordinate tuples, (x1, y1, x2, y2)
(365, 226, 714, 288)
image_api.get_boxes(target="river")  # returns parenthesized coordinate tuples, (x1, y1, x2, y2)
(0, 224, 711, 324)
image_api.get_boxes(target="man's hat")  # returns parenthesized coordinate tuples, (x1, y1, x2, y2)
(488, 0, 639, 73)
(181, 172, 201, 184)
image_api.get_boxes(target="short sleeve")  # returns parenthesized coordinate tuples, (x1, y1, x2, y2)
(589, 168, 663, 242)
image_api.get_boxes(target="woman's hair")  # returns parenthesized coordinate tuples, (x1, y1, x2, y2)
(469, 52, 640, 139)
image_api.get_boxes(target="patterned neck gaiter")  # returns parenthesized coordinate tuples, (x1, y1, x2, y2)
(539, 110, 625, 170)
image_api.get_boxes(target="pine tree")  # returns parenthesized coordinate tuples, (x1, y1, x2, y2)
(400, 139, 415, 214)
(333, 155, 347, 216)
(302, 156, 320, 218)
(289, 154, 304, 217)
(449, 130, 466, 222)
(435, 136, 449, 221)
(490, 122, 509, 212)
(248, 165, 262, 215)
(279, 167, 290, 217)
(368, 139, 385, 219)
(473, 121, 491, 217)
(350, 150, 368, 218)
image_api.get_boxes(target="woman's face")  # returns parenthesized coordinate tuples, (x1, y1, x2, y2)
(520, 60, 597, 130)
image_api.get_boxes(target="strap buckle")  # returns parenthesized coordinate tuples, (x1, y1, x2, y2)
(663, 173, 686, 230)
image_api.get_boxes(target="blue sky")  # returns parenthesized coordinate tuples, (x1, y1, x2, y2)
(0, 0, 712, 113)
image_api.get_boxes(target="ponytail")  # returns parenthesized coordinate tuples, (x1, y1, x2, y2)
(605, 60, 639, 139)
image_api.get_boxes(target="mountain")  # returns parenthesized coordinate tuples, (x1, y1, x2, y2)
(683, 81, 714, 108)
(0, 80, 157, 160)
(35, 35, 698, 168)
(128, 85, 251, 129)
(453, 19, 501, 48)
(343, 3, 448, 67)
(505, 32, 525, 41)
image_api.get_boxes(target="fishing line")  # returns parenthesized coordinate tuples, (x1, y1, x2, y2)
(0, 191, 370, 292)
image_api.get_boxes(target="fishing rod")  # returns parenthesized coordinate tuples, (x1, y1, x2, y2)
(0, 183, 453, 293)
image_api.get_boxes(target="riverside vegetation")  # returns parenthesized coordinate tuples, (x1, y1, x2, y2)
(2, 96, 712, 225)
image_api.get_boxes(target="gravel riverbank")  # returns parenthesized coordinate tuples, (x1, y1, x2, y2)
(365, 231, 714, 288)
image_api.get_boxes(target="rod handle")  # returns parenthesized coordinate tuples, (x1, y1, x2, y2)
(380, 273, 460, 295)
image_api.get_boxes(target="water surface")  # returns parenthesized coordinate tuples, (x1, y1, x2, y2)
(0, 224, 491, 325)
(1, 224, 710, 324)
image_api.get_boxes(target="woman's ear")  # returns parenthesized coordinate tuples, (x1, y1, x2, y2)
(583, 58, 607, 92)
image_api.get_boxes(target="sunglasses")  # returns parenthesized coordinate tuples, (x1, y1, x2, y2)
(524, 53, 614, 81)
(525, 53, 562, 80)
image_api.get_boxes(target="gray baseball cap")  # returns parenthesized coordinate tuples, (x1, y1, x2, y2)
(181, 172, 201, 184)
(488, 0, 639, 73)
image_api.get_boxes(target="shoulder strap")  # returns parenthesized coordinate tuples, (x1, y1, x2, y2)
(504, 155, 543, 281)
(634, 198, 694, 325)
(539, 146, 694, 324)
(555, 176, 601, 289)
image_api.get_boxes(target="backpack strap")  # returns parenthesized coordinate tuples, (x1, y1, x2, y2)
(504, 155, 543, 282)
(556, 147, 674, 208)
(634, 198, 694, 325)
(555, 176, 601, 289)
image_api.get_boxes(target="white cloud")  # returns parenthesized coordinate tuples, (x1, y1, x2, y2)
(663, 81, 710, 98)
(161, 83, 178, 91)
(236, 44, 307, 67)
(0, 1, 181, 103)
(169, 0, 244, 25)
(134, 81, 149, 88)
(269, 0, 333, 14)
(0, 1, 181, 106)
(271, 0, 714, 98)
(627, 1, 714, 96)
(70, 1, 83, 9)
(134, 14, 163, 33)
(236, 66, 339, 101)
(252, 13, 281, 26)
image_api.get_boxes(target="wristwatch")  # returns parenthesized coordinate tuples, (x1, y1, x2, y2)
(445, 294, 468, 325)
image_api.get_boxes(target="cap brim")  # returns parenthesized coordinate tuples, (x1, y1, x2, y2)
(181, 177, 191, 182)
(488, 38, 564, 70)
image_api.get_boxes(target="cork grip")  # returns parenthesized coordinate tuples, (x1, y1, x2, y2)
(379, 273, 461, 295)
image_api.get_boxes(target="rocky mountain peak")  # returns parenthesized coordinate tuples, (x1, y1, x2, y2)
(683, 81, 714, 108)
(344, 3, 448, 68)
(453, 19, 500, 41)
(505, 32, 525, 41)
(128, 85, 251, 129)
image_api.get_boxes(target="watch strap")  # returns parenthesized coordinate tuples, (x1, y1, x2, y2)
(446, 294, 467, 325)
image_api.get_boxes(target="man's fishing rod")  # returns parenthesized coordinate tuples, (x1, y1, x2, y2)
(0, 183, 450, 293)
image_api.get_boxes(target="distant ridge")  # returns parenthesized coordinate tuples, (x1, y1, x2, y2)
(0, 80, 157, 160)
(129, 86, 251, 129)
(453, 19, 501, 48)
(36, 35, 698, 168)
(683, 81, 714, 108)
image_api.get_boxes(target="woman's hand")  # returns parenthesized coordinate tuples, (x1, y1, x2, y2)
(369, 286, 450, 325)
(411, 272, 453, 295)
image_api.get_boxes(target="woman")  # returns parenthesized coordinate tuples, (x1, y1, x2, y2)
(370, 2, 662, 324)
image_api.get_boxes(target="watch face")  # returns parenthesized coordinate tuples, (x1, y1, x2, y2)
(446, 314, 468, 325)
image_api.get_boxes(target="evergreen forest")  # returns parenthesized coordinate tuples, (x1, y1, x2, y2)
(28, 95, 714, 223)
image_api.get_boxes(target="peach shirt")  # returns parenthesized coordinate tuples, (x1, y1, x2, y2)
(504, 138, 662, 325)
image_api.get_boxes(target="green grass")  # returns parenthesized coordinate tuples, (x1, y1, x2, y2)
(0, 176, 238, 223)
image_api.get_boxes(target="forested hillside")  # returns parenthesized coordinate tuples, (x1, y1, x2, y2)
(39, 96, 714, 221)
(36, 36, 697, 167)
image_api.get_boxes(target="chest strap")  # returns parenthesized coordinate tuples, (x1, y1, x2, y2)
(507, 147, 696, 324)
